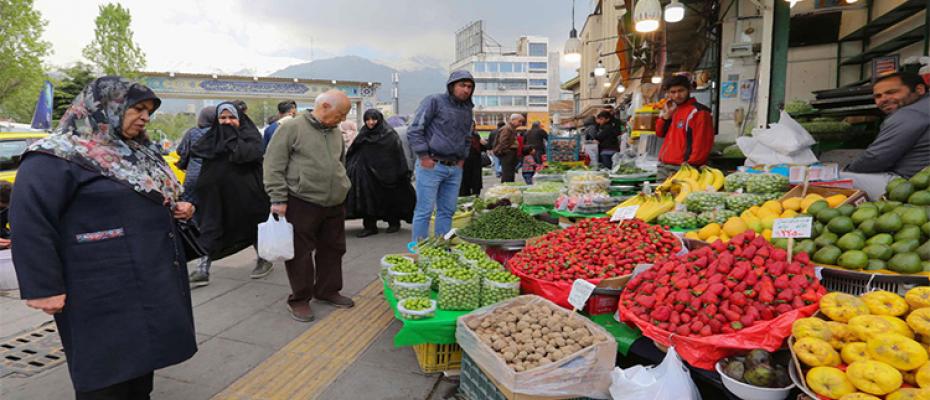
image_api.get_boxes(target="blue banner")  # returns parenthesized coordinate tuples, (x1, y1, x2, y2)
(30, 80, 54, 130)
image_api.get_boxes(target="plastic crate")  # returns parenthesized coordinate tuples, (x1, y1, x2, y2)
(818, 267, 930, 296)
(412, 342, 462, 373)
(546, 136, 581, 162)
(459, 353, 593, 400)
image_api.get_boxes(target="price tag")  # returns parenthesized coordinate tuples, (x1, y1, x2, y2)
(610, 205, 640, 222)
(443, 228, 457, 241)
(567, 279, 597, 311)
(772, 217, 813, 239)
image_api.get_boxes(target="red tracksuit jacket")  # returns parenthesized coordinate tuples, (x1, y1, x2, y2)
(655, 98, 714, 166)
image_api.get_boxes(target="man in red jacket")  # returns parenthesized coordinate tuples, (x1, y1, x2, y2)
(655, 75, 715, 179)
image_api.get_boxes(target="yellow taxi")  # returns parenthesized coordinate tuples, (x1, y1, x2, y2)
(0, 131, 185, 184)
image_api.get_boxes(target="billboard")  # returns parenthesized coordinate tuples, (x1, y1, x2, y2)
(455, 21, 484, 62)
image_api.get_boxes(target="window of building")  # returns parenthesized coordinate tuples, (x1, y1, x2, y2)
(528, 62, 547, 72)
(513, 96, 527, 106)
(529, 79, 547, 88)
(474, 62, 486, 73)
(500, 80, 527, 90)
(528, 43, 548, 57)
(514, 62, 525, 73)
(473, 96, 485, 106)
(498, 62, 513, 73)
(529, 96, 548, 106)
(486, 96, 500, 106)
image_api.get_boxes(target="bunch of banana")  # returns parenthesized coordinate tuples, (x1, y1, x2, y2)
(635, 194, 676, 222)
(672, 179, 699, 203)
(656, 164, 701, 192)
(697, 166, 725, 191)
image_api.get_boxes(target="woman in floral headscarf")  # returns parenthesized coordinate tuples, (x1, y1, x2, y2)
(10, 76, 197, 399)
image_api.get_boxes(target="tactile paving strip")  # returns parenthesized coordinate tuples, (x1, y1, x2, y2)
(0, 322, 65, 378)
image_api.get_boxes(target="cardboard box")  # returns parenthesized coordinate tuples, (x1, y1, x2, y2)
(779, 185, 867, 207)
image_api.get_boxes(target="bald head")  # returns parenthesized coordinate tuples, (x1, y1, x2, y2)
(312, 89, 351, 128)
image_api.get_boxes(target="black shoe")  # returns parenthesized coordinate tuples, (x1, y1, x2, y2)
(287, 302, 315, 322)
(316, 294, 355, 308)
(386, 225, 401, 234)
(356, 229, 379, 238)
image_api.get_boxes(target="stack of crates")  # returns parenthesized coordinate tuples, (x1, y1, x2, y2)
(546, 136, 581, 162)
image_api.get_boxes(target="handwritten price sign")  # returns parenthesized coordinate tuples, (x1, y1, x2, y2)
(772, 217, 813, 239)
(610, 205, 640, 222)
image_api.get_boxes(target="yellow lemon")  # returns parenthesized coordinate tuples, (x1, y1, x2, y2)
(723, 217, 749, 238)
(826, 194, 849, 208)
(762, 200, 783, 215)
(698, 223, 721, 240)
(782, 197, 802, 212)
(781, 209, 799, 218)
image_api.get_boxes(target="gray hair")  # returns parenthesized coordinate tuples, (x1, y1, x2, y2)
(509, 113, 524, 121)
(315, 90, 349, 110)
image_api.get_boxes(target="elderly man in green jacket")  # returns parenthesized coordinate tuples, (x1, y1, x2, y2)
(264, 90, 354, 322)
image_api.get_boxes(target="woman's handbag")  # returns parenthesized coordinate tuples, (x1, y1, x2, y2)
(175, 219, 207, 260)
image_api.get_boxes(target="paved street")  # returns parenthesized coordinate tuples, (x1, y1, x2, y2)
(0, 218, 460, 400)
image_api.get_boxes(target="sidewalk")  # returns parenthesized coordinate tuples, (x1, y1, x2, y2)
(0, 219, 456, 400)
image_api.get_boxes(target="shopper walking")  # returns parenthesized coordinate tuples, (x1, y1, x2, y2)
(11, 77, 197, 398)
(522, 148, 540, 184)
(264, 90, 355, 322)
(407, 71, 475, 241)
(524, 121, 548, 163)
(460, 122, 486, 196)
(594, 111, 622, 169)
(188, 102, 272, 287)
(176, 106, 215, 205)
(263, 100, 297, 150)
(487, 121, 505, 178)
(492, 114, 525, 183)
(346, 109, 415, 237)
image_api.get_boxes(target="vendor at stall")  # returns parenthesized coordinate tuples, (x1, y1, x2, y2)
(655, 75, 714, 179)
(843, 72, 930, 200)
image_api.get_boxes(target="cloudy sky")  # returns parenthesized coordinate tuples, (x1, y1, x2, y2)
(36, 0, 592, 82)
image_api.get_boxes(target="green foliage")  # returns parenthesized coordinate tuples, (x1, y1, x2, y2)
(82, 3, 146, 77)
(53, 63, 96, 122)
(0, 0, 51, 122)
(147, 113, 195, 142)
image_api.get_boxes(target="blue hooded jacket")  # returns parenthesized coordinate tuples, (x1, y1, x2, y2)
(407, 70, 475, 161)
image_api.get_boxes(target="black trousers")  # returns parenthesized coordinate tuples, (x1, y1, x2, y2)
(76, 372, 153, 400)
(498, 151, 518, 183)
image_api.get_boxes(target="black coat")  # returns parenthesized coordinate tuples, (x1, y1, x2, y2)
(10, 153, 197, 392)
(524, 127, 548, 158)
(460, 132, 486, 196)
(596, 120, 622, 152)
(345, 125, 415, 221)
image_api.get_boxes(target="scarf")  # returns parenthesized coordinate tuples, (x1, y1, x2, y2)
(26, 76, 182, 206)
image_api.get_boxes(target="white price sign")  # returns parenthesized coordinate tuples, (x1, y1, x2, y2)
(772, 217, 813, 239)
(610, 205, 640, 222)
(567, 279, 597, 311)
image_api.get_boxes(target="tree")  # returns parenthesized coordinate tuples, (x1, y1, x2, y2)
(0, 0, 51, 122)
(53, 63, 96, 121)
(82, 3, 146, 77)
(147, 112, 196, 142)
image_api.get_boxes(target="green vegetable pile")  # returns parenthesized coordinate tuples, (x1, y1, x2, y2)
(745, 173, 789, 194)
(724, 172, 752, 192)
(393, 273, 431, 300)
(398, 297, 436, 320)
(657, 211, 700, 229)
(785, 100, 816, 116)
(697, 209, 739, 226)
(480, 271, 521, 307)
(454, 242, 486, 261)
(438, 268, 480, 310)
(474, 257, 504, 277)
(525, 182, 564, 193)
(685, 192, 727, 213)
(384, 255, 411, 265)
(459, 207, 557, 240)
(612, 163, 647, 175)
(725, 193, 764, 214)
(425, 253, 463, 290)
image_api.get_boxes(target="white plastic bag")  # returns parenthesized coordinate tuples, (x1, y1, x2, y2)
(257, 213, 294, 262)
(609, 347, 701, 400)
(752, 111, 816, 155)
(738, 136, 819, 166)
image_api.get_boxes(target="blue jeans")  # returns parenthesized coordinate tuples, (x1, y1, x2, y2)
(412, 160, 463, 241)
(489, 154, 501, 177)
(522, 171, 535, 185)
(599, 151, 617, 170)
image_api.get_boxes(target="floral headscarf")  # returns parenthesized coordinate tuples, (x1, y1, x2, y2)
(26, 76, 183, 206)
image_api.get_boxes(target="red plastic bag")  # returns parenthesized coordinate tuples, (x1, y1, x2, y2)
(619, 300, 818, 370)
(509, 264, 612, 310)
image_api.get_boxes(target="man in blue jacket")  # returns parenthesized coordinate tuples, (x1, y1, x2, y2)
(407, 70, 475, 241)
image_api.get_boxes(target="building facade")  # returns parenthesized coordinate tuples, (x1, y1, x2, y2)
(451, 22, 550, 130)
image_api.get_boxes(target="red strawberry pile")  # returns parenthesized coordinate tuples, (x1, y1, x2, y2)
(507, 218, 681, 282)
(621, 231, 827, 337)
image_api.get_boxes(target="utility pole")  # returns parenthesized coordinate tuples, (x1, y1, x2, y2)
(392, 72, 400, 115)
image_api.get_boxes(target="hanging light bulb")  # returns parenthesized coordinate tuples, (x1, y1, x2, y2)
(603, 72, 612, 88)
(594, 60, 606, 77)
(563, 0, 582, 63)
(651, 75, 663, 84)
(617, 84, 626, 93)
(634, 0, 662, 33)
(845, 0, 857, 3)
(785, 0, 803, 8)
(664, 0, 685, 23)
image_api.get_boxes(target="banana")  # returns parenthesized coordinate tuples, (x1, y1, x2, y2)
(710, 168, 725, 191)
(609, 193, 646, 215)
(639, 194, 676, 222)
(673, 179, 693, 203)
(699, 167, 716, 191)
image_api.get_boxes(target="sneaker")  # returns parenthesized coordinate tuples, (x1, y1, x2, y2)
(189, 270, 209, 288)
(250, 259, 273, 279)
(287, 302, 314, 322)
(316, 294, 355, 308)
(356, 229, 378, 238)
(386, 225, 401, 234)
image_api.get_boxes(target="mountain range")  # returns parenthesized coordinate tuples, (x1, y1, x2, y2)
(271, 56, 449, 115)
